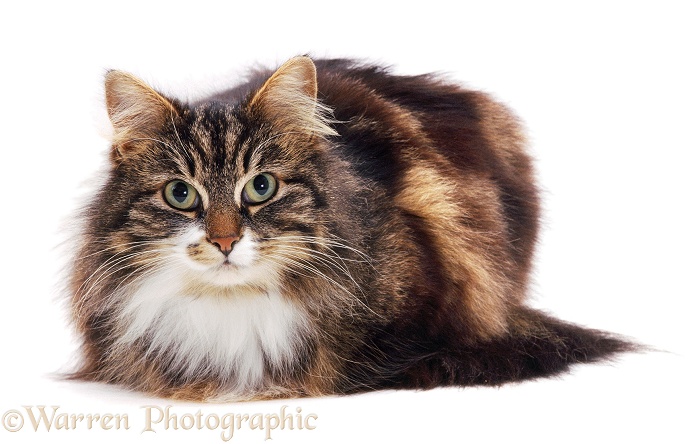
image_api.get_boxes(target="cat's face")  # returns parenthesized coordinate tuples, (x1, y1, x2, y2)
(95, 58, 340, 295)
(117, 109, 328, 290)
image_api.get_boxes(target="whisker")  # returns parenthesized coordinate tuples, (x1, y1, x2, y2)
(270, 244, 363, 293)
(263, 235, 373, 264)
(265, 251, 381, 319)
(75, 249, 173, 316)
(77, 248, 170, 295)
(78, 240, 168, 260)
(77, 255, 182, 319)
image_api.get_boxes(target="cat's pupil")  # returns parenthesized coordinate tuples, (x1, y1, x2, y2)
(253, 175, 269, 196)
(172, 182, 189, 203)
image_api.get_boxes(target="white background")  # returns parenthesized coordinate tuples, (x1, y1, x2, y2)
(1, 1, 690, 443)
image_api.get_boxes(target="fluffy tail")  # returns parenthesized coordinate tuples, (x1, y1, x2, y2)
(381, 307, 639, 390)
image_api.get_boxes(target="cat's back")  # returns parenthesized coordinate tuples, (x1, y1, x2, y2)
(314, 59, 540, 274)
(314, 59, 531, 176)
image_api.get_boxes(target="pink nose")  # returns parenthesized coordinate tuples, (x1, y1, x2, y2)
(209, 235, 240, 255)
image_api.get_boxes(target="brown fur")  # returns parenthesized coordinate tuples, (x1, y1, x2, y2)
(68, 57, 636, 400)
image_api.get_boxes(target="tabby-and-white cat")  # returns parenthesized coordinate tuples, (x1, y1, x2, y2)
(69, 56, 633, 400)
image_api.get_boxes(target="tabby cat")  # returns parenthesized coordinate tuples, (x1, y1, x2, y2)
(69, 56, 633, 400)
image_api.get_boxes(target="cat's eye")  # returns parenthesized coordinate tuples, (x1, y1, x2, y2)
(242, 173, 278, 204)
(163, 180, 200, 211)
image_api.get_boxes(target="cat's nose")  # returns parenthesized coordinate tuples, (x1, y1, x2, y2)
(209, 235, 240, 255)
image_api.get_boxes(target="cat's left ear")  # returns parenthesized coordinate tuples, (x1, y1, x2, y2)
(104, 71, 178, 161)
(249, 56, 336, 139)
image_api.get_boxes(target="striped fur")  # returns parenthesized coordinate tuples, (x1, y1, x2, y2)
(68, 57, 635, 400)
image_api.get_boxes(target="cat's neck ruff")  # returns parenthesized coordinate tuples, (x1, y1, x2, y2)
(115, 266, 307, 395)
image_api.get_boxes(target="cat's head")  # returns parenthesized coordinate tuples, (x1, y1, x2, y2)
(89, 57, 354, 294)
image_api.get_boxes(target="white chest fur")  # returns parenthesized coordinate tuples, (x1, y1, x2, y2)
(115, 267, 307, 394)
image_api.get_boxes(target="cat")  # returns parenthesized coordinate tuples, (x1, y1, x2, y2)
(68, 56, 635, 401)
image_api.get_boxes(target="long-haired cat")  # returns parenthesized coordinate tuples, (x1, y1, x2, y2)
(69, 56, 634, 400)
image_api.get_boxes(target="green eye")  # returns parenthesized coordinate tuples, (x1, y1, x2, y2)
(243, 173, 277, 204)
(164, 180, 200, 210)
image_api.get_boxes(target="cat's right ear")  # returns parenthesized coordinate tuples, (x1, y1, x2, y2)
(104, 70, 178, 161)
(248, 57, 337, 141)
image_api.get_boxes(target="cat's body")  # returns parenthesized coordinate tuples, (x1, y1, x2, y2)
(70, 57, 632, 401)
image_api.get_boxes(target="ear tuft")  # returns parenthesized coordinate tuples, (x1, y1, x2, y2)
(249, 57, 337, 138)
(104, 71, 177, 157)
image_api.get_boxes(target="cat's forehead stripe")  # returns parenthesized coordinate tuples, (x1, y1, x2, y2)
(176, 104, 240, 180)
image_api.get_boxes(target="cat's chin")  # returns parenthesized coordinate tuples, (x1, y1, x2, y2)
(190, 260, 280, 291)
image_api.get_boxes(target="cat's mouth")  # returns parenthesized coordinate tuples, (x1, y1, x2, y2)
(190, 251, 273, 290)
(216, 257, 238, 269)
(217, 256, 253, 272)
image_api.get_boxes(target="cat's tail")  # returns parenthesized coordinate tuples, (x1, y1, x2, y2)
(392, 307, 640, 389)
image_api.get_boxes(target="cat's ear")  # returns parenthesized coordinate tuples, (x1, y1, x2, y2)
(104, 70, 178, 160)
(249, 56, 336, 139)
